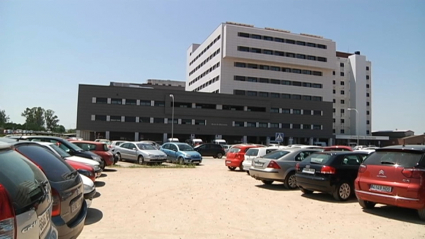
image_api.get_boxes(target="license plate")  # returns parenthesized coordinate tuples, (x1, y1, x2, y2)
(38, 209, 50, 235)
(370, 184, 392, 193)
(302, 168, 315, 174)
(71, 199, 82, 213)
(254, 162, 263, 167)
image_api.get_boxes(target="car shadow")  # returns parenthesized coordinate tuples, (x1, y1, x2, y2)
(300, 192, 358, 203)
(99, 173, 107, 178)
(255, 183, 293, 191)
(103, 168, 117, 172)
(93, 191, 101, 199)
(85, 208, 103, 225)
(362, 206, 425, 224)
(94, 181, 105, 187)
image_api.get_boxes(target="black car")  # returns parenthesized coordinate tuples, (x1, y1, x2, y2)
(194, 143, 226, 158)
(9, 135, 104, 168)
(0, 141, 58, 239)
(12, 141, 87, 239)
(295, 151, 369, 201)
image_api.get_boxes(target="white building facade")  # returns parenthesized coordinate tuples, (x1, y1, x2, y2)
(186, 22, 373, 144)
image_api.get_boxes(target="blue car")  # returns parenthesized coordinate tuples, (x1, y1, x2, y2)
(160, 142, 202, 165)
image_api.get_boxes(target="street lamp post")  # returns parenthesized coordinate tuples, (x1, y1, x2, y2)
(347, 108, 359, 146)
(169, 94, 174, 140)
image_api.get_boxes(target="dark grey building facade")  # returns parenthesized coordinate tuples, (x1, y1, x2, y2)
(76, 82, 334, 145)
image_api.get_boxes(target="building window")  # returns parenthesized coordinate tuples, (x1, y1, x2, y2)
(181, 119, 192, 125)
(96, 98, 107, 104)
(292, 124, 301, 129)
(341, 119, 345, 123)
(259, 65, 270, 70)
(140, 100, 151, 106)
(367, 102, 370, 106)
(234, 62, 246, 68)
(313, 110, 321, 116)
(296, 41, 306, 46)
(303, 124, 311, 130)
(317, 44, 327, 49)
(270, 66, 281, 71)
(366, 66, 369, 71)
(263, 49, 273, 55)
(247, 91, 257, 96)
(333, 90, 336, 94)
(270, 79, 280, 84)
(234, 75, 245, 81)
(247, 77, 258, 82)
(333, 71, 335, 75)
(95, 115, 106, 121)
(340, 63, 344, 67)
(366, 75, 370, 80)
(251, 34, 261, 39)
(293, 109, 301, 115)
(270, 93, 280, 98)
(303, 110, 311, 115)
(333, 99, 336, 103)
(286, 39, 295, 44)
(111, 98, 122, 105)
(125, 116, 136, 122)
(234, 90, 245, 95)
(234, 121, 244, 127)
(154, 101, 165, 107)
(333, 118, 336, 123)
(238, 46, 250, 52)
(110, 116, 122, 122)
(341, 109, 345, 113)
(259, 92, 269, 97)
(340, 129, 345, 134)
(292, 94, 301, 100)
(333, 108, 336, 113)
(367, 120, 370, 125)
(282, 94, 291, 99)
(126, 99, 137, 105)
(340, 81, 345, 85)
(366, 93, 370, 97)
(282, 109, 290, 114)
(366, 84, 370, 88)
(340, 72, 345, 76)
(341, 90, 345, 95)
(270, 108, 279, 113)
(367, 110, 370, 115)
(153, 118, 163, 123)
(263, 36, 273, 41)
(270, 123, 279, 128)
(238, 32, 250, 38)
(195, 119, 205, 125)
(274, 37, 284, 42)
(367, 130, 370, 134)
(340, 100, 345, 104)
(250, 48, 261, 53)
(317, 57, 327, 62)
(274, 51, 284, 56)
(282, 123, 290, 129)
(139, 117, 150, 123)
(313, 125, 321, 130)
(259, 122, 268, 128)
(282, 80, 291, 85)
(303, 95, 312, 101)
(247, 63, 258, 69)
(259, 78, 269, 83)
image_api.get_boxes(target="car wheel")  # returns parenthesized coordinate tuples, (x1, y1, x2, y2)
(300, 188, 313, 194)
(261, 180, 273, 185)
(100, 160, 106, 170)
(178, 157, 184, 165)
(284, 172, 298, 190)
(216, 153, 223, 159)
(333, 181, 352, 201)
(138, 156, 144, 165)
(358, 199, 376, 209)
(418, 208, 425, 221)
(228, 166, 236, 171)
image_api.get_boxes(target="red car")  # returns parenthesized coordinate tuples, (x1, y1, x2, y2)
(67, 160, 96, 182)
(225, 144, 263, 171)
(322, 145, 353, 151)
(355, 145, 425, 220)
(70, 140, 114, 169)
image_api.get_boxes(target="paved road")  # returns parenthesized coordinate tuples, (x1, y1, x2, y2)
(79, 157, 425, 239)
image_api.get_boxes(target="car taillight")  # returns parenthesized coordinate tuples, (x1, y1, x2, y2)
(321, 166, 336, 174)
(295, 163, 300, 171)
(0, 184, 16, 239)
(358, 164, 367, 173)
(267, 160, 281, 169)
(402, 168, 425, 179)
(51, 189, 61, 217)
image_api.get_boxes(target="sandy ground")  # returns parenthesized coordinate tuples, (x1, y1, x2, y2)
(79, 157, 425, 239)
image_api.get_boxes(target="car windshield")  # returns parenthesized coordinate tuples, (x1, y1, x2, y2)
(263, 150, 290, 159)
(49, 143, 71, 157)
(363, 151, 423, 167)
(136, 144, 157, 150)
(178, 144, 194, 151)
(304, 153, 332, 165)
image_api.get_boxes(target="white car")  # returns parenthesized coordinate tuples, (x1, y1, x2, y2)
(242, 146, 285, 173)
(35, 142, 102, 178)
(80, 174, 96, 208)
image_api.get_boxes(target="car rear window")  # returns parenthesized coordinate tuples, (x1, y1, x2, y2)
(304, 153, 332, 165)
(0, 149, 48, 212)
(363, 151, 424, 167)
(14, 144, 77, 182)
(263, 150, 290, 159)
(228, 147, 241, 153)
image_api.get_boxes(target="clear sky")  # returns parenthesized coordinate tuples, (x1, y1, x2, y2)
(1, 0, 424, 134)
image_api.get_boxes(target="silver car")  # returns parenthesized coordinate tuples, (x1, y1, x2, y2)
(249, 148, 322, 189)
(115, 141, 167, 164)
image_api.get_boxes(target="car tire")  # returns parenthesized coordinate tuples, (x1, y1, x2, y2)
(358, 199, 376, 209)
(117, 153, 124, 162)
(284, 172, 298, 190)
(246, 171, 250, 175)
(228, 166, 236, 171)
(418, 208, 425, 221)
(216, 153, 223, 159)
(138, 156, 144, 165)
(178, 157, 184, 165)
(333, 181, 352, 201)
(261, 180, 273, 185)
(300, 188, 313, 194)
(100, 160, 106, 170)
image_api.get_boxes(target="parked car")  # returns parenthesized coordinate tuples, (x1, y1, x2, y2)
(295, 151, 369, 201)
(160, 142, 202, 165)
(0, 141, 59, 239)
(36, 141, 102, 179)
(222, 144, 232, 153)
(115, 141, 167, 164)
(225, 144, 263, 171)
(194, 143, 225, 158)
(10, 135, 103, 167)
(80, 174, 96, 208)
(12, 141, 87, 239)
(249, 148, 322, 188)
(70, 140, 114, 169)
(241, 146, 282, 173)
(354, 145, 425, 220)
(109, 140, 126, 163)
(67, 159, 97, 182)
(322, 145, 353, 151)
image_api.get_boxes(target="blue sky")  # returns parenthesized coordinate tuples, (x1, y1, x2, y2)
(1, 0, 424, 134)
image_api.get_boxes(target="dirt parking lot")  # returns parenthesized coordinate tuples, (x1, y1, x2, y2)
(79, 157, 425, 239)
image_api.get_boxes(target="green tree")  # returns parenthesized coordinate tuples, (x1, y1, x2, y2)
(55, 125, 66, 133)
(21, 107, 45, 131)
(0, 109, 9, 126)
(45, 109, 59, 131)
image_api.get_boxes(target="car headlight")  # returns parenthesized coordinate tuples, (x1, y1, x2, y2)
(83, 183, 94, 192)
(78, 169, 94, 178)
(148, 154, 154, 157)
(91, 155, 102, 162)
(93, 165, 101, 171)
